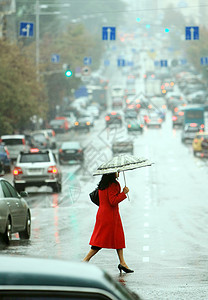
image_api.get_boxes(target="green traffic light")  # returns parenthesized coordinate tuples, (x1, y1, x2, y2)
(65, 70, 72, 77)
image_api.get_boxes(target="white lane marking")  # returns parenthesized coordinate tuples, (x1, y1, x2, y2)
(143, 246, 149, 251)
(144, 222, 149, 227)
(144, 213, 149, 217)
(144, 234, 149, 238)
(143, 257, 150, 262)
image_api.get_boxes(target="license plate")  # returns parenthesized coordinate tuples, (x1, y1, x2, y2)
(66, 150, 75, 153)
(29, 168, 42, 172)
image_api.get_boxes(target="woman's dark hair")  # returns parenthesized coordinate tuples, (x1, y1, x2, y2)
(98, 173, 117, 190)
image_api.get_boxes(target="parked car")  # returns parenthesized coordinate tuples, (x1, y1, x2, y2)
(112, 140, 134, 155)
(59, 141, 84, 164)
(0, 255, 141, 299)
(172, 110, 184, 128)
(192, 132, 208, 157)
(13, 149, 62, 193)
(181, 123, 202, 143)
(30, 130, 56, 150)
(0, 178, 31, 244)
(0, 144, 11, 173)
(105, 112, 122, 127)
(0, 135, 29, 163)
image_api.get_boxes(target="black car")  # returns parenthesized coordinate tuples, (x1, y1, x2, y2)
(59, 141, 84, 164)
(0, 256, 141, 299)
(74, 117, 92, 132)
(105, 112, 122, 127)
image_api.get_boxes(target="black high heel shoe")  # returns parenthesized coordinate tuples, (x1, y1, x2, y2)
(118, 264, 134, 273)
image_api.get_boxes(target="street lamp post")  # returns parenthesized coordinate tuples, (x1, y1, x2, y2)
(36, 0, 40, 81)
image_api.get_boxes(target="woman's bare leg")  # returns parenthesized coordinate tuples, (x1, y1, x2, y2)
(116, 249, 129, 268)
(83, 249, 99, 262)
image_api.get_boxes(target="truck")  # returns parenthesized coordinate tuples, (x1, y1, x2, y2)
(92, 87, 107, 110)
(145, 79, 161, 97)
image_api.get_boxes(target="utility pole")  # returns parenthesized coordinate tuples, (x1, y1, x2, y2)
(36, 0, 40, 81)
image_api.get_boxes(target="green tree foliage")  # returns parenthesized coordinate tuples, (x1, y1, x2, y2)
(0, 40, 47, 135)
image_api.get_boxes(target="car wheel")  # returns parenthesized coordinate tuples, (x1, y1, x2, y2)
(2, 218, 12, 244)
(14, 184, 25, 193)
(19, 211, 31, 240)
(193, 151, 197, 157)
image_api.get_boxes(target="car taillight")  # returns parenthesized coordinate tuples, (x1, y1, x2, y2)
(140, 124, 144, 128)
(172, 116, 177, 121)
(105, 116, 110, 121)
(178, 111, 184, 116)
(200, 124, 205, 129)
(13, 167, 23, 175)
(59, 149, 63, 153)
(201, 153, 204, 158)
(78, 149, 82, 153)
(22, 139, 26, 145)
(75, 121, 79, 126)
(148, 105, 152, 109)
(158, 118, 162, 123)
(48, 166, 58, 174)
(128, 124, 131, 128)
(174, 107, 178, 112)
(111, 111, 117, 115)
(136, 104, 141, 108)
(86, 121, 91, 126)
(193, 139, 198, 144)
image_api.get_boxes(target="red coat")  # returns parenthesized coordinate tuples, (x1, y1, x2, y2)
(89, 181, 127, 249)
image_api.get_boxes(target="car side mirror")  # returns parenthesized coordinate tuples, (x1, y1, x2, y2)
(20, 191, 28, 197)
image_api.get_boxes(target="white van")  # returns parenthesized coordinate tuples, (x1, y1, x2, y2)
(0, 135, 29, 162)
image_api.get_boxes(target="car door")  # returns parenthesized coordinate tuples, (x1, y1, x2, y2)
(1, 181, 25, 231)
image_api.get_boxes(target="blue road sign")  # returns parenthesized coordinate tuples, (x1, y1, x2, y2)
(201, 57, 208, 65)
(51, 54, 60, 63)
(127, 61, 134, 66)
(185, 26, 199, 40)
(20, 22, 34, 37)
(154, 61, 160, 67)
(83, 57, 92, 65)
(102, 27, 116, 40)
(160, 60, 168, 67)
(180, 59, 187, 65)
(104, 60, 110, 66)
(117, 59, 125, 67)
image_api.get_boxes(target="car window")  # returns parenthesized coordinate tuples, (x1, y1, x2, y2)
(32, 134, 46, 141)
(20, 153, 50, 163)
(2, 138, 23, 146)
(1, 181, 12, 197)
(4, 181, 19, 198)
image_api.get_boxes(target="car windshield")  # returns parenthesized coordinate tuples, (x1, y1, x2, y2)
(1, 1, 208, 299)
(20, 153, 50, 163)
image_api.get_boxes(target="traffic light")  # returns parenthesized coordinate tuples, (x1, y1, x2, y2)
(65, 65, 72, 77)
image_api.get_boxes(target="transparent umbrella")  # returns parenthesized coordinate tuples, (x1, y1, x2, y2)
(93, 154, 154, 200)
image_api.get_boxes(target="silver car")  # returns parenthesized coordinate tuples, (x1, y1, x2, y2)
(13, 149, 62, 193)
(0, 178, 31, 244)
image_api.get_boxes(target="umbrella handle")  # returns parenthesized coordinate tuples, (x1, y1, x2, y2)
(123, 171, 130, 201)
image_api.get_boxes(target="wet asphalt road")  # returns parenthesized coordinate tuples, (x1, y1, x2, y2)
(1, 110, 208, 300)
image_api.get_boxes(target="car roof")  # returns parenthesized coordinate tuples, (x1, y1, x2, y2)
(1, 135, 25, 139)
(0, 256, 130, 298)
(61, 142, 81, 148)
